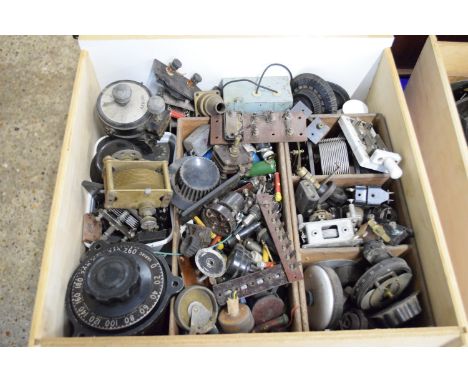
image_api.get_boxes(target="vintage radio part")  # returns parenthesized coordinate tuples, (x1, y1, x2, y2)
(218, 296, 255, 334)
(361, 240, 393, 265)
(223, 110, 307, 144)
(97, 208, 140, 241)
(103, 157, 172, 210)
(174, 286, 218, 335)
(251, 294, 286, 325)
(169, 156, 220, 210)
(183, 124, 211, 157)
(371, 291, 422, 328)
(339, 309, 369, 330)
(342, 99, 369, 114)
(257, 193, 303, 282)
(291, 73, 337, 114)
(211, 141, 253, 178)
(96, 80, 153, 139)
(352, 257, 413, 311)
(328, 82, 350, 110)
(299, 217, 362, 248)
(354, 185, 390, 206)
(180, 174, 241, 223)
(316, 259, 365, 287)
(195, 248, 227, 279)
(318, 137, 350, 174)
(194, 90, 226, 117)
(308, 117, 332, 145)
(304, 265, 344, 331)
(65, 242, 183, 336)
(338, 116, 403, 179)
(213, 265, 288, 306)
(152, 58, 201, 101)
(179, 224, 212, 258)
(202, 191, 245, 236)
(225, 244, 257, 279)
(222, 76, 293, 113)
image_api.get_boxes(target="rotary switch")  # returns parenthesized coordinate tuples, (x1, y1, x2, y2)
(65, 242, 183, 336)
(169, 156, 220, 210)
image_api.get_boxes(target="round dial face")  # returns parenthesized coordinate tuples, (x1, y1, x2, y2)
(69, 243, 165, 332)
(97, 80, 151, 126)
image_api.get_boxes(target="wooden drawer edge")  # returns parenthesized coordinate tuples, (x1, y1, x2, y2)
(28, 50, 94, 346)
(34, 326, 463, 347)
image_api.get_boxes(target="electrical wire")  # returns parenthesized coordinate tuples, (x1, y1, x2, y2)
(255, 63, 293, 94)
(221, 79, 278, 94)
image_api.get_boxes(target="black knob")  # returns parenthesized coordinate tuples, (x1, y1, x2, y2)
(191, 73, 202, 85)
(170, 58, 182, 71)
(84, 254, 140, 304)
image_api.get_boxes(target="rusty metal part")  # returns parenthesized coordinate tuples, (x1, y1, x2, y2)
(152, 58, 201, 101)
(194, 90, 226, 117)
(210, 110, 307, 144)
(211, 142, 253, 179)
(103, 157, 172, 210)
(213, 264, 288, 306)
(218, 298, 255, 333)
(251, 294, 286, 325)
(256, 193, 303, 282)
(82, 213, 103, 243)
(253, 313, 289, 332)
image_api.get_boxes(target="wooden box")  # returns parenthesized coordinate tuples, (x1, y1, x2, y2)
(29, 36, 467, 346)
(405, 36, 468, 323)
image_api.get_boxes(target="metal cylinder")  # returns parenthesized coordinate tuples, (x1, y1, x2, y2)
(244, 238, 262, 254)
(235, 221, 262, 242)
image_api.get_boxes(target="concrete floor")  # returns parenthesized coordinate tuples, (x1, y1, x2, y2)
(0, 36, 80, 346)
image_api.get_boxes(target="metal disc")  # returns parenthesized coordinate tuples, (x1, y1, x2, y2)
(97, 80, 151, 129)
(304, 265, 344, 330)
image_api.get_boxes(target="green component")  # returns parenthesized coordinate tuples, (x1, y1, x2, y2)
(246, 160, 276, 177)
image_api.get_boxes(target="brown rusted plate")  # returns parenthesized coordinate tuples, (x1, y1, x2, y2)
(210, 111, 307, 144)
(82, 213, 102, 243)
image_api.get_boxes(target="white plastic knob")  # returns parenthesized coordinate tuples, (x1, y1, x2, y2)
(383, 157, 403, 179)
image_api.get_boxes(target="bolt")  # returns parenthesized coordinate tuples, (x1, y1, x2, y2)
(190, 73, 202, 85)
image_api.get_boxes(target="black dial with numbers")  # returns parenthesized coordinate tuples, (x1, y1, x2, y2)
(66, 242, 183, 336)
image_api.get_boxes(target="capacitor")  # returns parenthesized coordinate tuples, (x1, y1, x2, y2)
(246, 160, 276, 177)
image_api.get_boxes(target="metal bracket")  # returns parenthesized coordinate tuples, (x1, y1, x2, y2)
(213, 265, 288, 306)
(307, 117, 332, 144)
(256, 193, 303, 282)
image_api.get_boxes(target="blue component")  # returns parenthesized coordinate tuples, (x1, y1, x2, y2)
(250, 151, 261, 163)
(203, 149, 213, 160)
(222, 76, 293, 113)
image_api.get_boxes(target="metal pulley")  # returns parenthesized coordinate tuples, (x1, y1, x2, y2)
(65, 242, 183, 336)
(304, 265, 344, 330)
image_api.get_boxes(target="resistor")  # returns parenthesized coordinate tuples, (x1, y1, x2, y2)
(274, 172, 282, 202)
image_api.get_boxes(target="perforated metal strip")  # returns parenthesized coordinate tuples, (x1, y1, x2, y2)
(256, 193, 303, 282)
